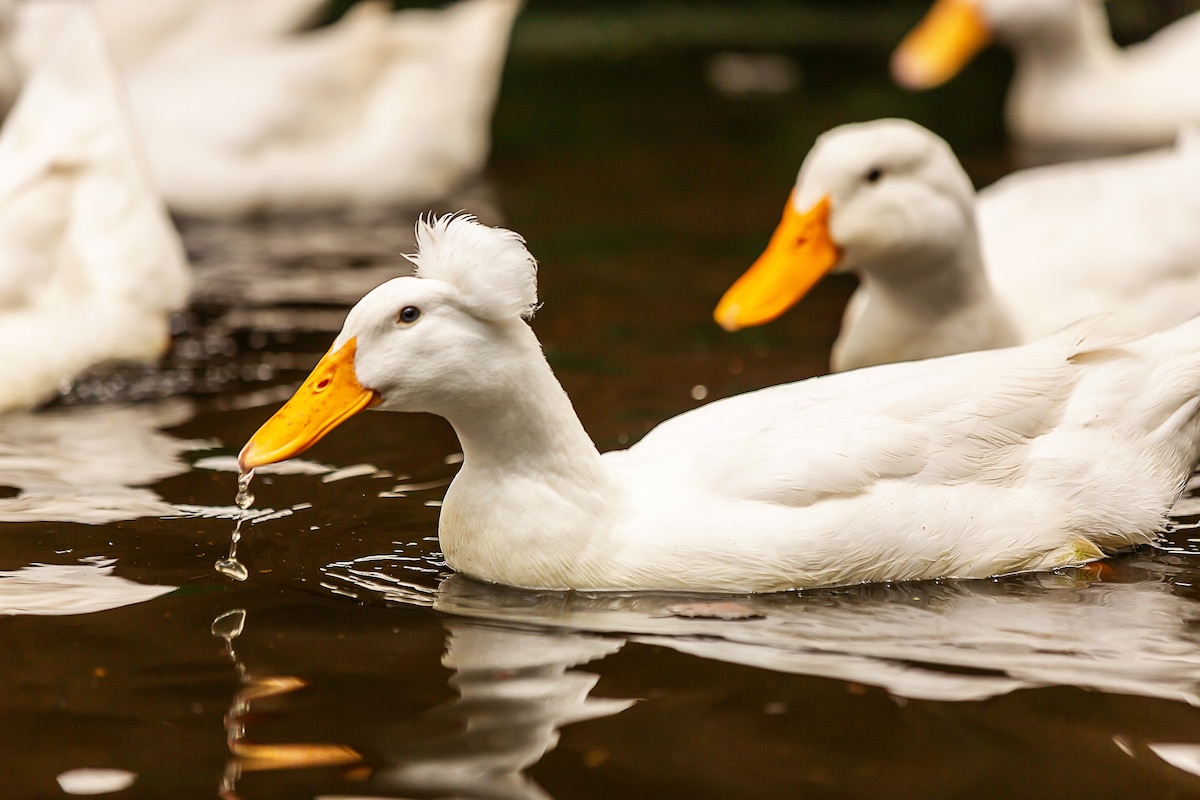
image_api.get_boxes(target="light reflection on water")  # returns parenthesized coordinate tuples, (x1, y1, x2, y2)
(0, 557, 175, 615)
(0, 400, 208, 523)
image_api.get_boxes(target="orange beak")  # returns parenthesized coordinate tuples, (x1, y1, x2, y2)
(713, 194, 840, 332)
(238, 338, 380, 471)
(891, 0, 992, 90)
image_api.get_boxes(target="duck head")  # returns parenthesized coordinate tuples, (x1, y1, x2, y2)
(891, 0, 1106, 89)
(714, 119, 978, 332)
(239, 214, 538, 471)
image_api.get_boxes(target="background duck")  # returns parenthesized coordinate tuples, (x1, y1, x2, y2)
(0, 8, 189, 413)
(891, 0, 1200, 153)
(239, 215, 1200, 593)
(715, 118, 1200, 371)
(13, 0, 328, 71)
(0, 0, 20, 118)
(123, 0, 521, 217)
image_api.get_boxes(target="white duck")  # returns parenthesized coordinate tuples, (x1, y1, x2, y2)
(714, 118, 1200, 372)
(0, 8, 189, 413)
(891, 0, 1200, 151)
(123, 0, 521, 217)
(239, 214, 1200, 593)
(13, 0, 329, 71)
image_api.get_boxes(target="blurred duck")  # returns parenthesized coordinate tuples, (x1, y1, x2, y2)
(0, 0, 20, 117)
(891, 0, 1200, 152)
(240, 215, 1200, 592)
(14, 0, 328, 70)
(714, 119, 1200, 371)
(0, 8, 189, 413)
(122, 0, 521, 216)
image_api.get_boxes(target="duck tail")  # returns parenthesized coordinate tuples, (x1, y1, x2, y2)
(1132, 313, 1200, 465)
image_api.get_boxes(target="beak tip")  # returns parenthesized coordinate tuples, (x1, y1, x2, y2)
(890, 49, 933, 90)
(714, 305, 742, 333)
(237, 442, 260, 474)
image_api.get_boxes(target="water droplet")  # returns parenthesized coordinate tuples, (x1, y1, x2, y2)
(216, 471, 255, 582)
(215, 558, 249, 582)
(235, 469, 255, 510)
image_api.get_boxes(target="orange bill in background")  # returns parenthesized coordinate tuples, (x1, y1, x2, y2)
(891, 0, 991, 90)
(713, 194, 840, 332)
(238, 338, 380, 471)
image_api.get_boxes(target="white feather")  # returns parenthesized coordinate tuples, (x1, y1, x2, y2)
(407, 214, 538, 321)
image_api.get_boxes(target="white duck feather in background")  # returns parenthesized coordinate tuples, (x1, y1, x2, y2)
(13, 0, 328, 71)
(0, 8, 189, 413)
(123, 0, 521, 216)
(715, 118, 1200, 371)
(239, 215, 1200, 593)
(891, 0, 1200, 152)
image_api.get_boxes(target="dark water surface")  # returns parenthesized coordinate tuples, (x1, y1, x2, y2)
(8, 9, 1200, 799)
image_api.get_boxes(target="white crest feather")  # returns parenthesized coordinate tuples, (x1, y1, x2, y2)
(406, 213, 538, 321)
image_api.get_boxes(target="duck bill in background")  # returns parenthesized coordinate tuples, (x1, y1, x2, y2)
(891, 0, 991, 90)
(238, 338, 380, 471)
(714, 194, 840, 332)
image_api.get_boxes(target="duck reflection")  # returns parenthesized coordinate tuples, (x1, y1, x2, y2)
(0, 399, 203, 524)
(211, 603, 632, 800)
(0, 556, 174, 615)
(372, 623, 630, 800)
(427, 568, 1200, 705)
(211, 609, 362, 800)
(227, 559, 1200, 796)
(320, 560, 1200, 707)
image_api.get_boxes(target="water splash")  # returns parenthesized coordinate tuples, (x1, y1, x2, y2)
(215, 470, 254, 582)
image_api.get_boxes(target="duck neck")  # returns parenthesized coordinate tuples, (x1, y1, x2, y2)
(861, 230, 1002, 320)
(1007, 1, 1117, 75)
(836, 228, 1020, 370)
(435, 321, 625, 589)
(441, 321, 610, 484)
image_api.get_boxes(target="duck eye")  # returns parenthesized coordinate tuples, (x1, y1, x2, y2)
(397, 305, 421, 325)
(865, 167, 884, 184)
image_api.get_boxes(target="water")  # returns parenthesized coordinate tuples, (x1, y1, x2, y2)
(6, 5, 1200, 799)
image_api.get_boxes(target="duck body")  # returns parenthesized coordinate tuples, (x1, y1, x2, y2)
(893, 0, 1200, 151)
(124, 0, 520, 216)
(716, 119, 1200, 372)
(241, 216, 1200, 593)
(1000, 3, 1200, 152)
(442, 319, 1200, 592)
(0, 8, 188, 412)
(980, 138, 1200, 337)
(13, 0, 328, 71)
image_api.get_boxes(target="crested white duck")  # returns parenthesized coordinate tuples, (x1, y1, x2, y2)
(0, 8, 189, 413)
(121, 0, 521, 217)
(891, 0, 1200, 151)
(240, 214, 1200, 593)
(13, 0, 328, 71)
(714, 118, 1200, 372)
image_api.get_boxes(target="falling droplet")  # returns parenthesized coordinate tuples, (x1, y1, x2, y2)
(235, 469, 255, 510)
(216, 470, 255, 582)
